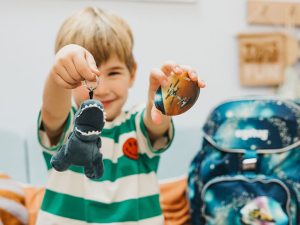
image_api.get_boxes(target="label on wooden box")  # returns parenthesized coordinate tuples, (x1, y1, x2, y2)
(237, 32, 298, 86)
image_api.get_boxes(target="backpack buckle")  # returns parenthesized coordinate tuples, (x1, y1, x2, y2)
(242, 150, 257, 171)
(242, 157, 257, 171)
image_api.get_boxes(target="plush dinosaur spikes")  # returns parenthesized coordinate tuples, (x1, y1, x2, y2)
(51, 99, 106, 179)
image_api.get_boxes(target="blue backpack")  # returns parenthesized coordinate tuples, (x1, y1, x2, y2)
(188, 98, 300, 225)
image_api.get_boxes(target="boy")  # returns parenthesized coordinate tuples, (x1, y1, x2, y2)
(37, 6, 205, 225)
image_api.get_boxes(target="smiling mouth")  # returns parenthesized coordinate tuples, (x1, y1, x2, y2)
(102, 100, 113, 107)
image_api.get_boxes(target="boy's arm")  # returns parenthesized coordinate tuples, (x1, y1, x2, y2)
(41, 73, 72, 144)
(144, 61, 205, 145)
(40, 44, 101, 145)
(144, 97, 171, 143)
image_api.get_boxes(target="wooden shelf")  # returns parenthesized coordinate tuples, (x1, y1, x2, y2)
(248, 0, 300, 26)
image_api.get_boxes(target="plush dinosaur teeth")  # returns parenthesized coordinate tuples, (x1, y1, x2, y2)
(75, 127, 101, 136)
(103, 112, 107, 122)
(76, 104, 103, 118)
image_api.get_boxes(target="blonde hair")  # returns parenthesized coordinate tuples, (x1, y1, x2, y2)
(55, 7, 135, 72)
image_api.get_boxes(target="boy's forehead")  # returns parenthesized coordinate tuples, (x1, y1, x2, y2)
(98, 56, 126, 68)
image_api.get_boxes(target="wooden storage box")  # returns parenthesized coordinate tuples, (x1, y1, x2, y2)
(237, 32, 298, 86)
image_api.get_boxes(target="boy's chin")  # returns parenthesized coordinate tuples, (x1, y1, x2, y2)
(105, 109, 123, 122)
(103, 110, 114, 122)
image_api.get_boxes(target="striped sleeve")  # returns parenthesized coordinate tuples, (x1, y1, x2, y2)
(37, 108, 75, 154)
(134, 106, 175, 157)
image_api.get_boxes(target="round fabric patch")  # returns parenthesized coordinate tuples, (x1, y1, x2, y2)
(122, 138, 138, 160)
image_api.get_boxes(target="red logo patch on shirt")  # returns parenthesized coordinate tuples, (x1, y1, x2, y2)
(122, 138, 138, 160)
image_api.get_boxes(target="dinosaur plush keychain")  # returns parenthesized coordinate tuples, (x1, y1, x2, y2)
(51, 76, 106, 179)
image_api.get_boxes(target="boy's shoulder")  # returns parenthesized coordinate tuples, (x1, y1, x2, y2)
(125, 104, 145, 116)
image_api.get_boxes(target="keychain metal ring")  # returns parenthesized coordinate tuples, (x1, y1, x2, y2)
(82, 76, 100, 91)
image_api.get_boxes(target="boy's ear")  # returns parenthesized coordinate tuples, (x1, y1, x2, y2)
(129, 62, 137, 87)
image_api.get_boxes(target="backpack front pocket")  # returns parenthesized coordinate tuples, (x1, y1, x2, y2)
(201, 175, 294, 225)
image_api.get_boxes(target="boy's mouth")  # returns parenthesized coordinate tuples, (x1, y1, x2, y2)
(101, 100, 113, 108)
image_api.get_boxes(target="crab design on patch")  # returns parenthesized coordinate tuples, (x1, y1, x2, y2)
(51, 99, 106, 179)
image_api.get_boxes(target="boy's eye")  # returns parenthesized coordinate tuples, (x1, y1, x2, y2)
(108, 71, 121, 76)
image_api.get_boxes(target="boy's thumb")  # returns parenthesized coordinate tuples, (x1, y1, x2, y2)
(86, 51, 101, 76)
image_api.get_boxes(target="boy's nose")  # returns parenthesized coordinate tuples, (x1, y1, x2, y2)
(93, 77, 110, 96)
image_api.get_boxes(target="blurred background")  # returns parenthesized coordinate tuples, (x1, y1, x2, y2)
(0, 0, 299, 185)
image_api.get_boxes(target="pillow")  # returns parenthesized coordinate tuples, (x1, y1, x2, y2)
(0, 174, 28, 225)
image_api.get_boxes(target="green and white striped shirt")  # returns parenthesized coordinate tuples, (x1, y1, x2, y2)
(36, 105, 174, 225)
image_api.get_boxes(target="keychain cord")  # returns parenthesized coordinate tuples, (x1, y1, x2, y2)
(82, 76, 100, 99)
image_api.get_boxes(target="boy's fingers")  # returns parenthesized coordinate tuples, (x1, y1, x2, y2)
(60, 66, 79, 85)
(161, 61, 182, 76)
(65, 58, 82, 82)
(151, 106, 163, 125)
(86, 51, 101, 76)
(53, 72, 76, 89)
(149, 68, 168, 93)
(179, 65, 195, 80)
(53, 65, 78, 85)
(73, 52, 97, 82)
(198, 77, 206, 88)
(178, 65, 206, 88)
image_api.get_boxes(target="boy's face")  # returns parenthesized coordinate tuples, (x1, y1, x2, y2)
(73, 56, 136, 121)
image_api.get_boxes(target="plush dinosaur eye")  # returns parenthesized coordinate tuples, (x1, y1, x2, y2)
(154, 72, 200, 116)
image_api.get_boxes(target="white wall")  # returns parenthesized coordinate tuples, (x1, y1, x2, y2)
(0, 0, 274, 183)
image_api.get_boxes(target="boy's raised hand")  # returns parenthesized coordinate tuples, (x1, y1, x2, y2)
(148, 61, 206, 124)
(51, 44, 101, 89)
